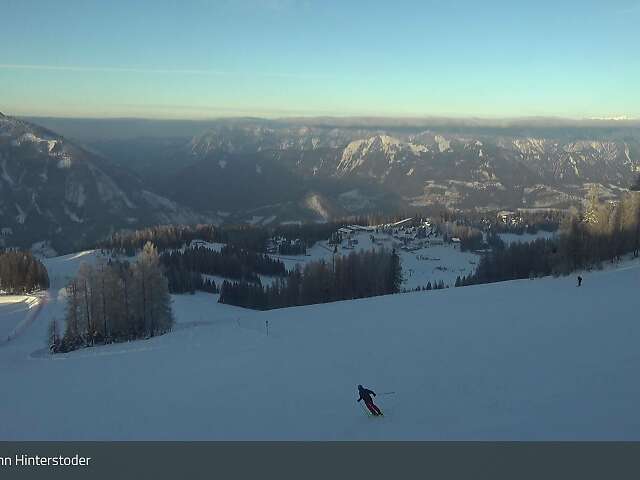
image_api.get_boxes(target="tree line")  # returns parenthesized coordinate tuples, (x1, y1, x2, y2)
(425, 209, 561, 234)
(98, 221, 364, 257)
(436, 222, 484, 251)
(165, 267, 219, 295)
(275, 241, 307, 255)
(97, 224, 269, 255)
(0, 250, 49, 294)
(218, 249, 402, 310)
(160, 244, 286, 293)
(460, 189, 640, 285)
(51, 242, 173, 353)
(407, 280, 448, 291)
(93, 208, 563, 259)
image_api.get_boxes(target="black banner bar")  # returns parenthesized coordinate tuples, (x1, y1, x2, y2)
(1, 442, 639, 480)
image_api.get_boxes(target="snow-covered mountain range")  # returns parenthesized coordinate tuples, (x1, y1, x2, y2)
(6, 116, 640, 244)
(0, 113, 209, 250)
(182, 120, 640, 211)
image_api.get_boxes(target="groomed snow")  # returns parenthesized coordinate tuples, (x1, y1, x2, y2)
(1, 252, 639, 440)
(0, 295, 42, 343)
(42, 250, 103, 289)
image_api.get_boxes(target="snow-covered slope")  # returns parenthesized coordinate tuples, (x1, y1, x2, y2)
(1, 252, 639, 440)
(0, 294, 43, 344)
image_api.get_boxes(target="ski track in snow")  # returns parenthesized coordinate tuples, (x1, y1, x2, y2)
(1, 247, 640, 440)
(0, 293, 47, 345)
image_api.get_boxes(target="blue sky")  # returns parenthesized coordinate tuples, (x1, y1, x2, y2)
(1, 0, 639, 119)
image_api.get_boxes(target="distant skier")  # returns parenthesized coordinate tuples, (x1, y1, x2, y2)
(357, 385, 382, 416)
(577, 275, 583, 287)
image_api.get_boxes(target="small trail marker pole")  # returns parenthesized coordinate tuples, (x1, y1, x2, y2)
(266, 320, 269, 336)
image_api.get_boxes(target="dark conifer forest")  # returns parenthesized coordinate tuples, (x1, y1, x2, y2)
(459, 190, 640, 285)
(160, 244, 286, 293)
(218, 248, 402, 310)
(0, 251, 49, 293)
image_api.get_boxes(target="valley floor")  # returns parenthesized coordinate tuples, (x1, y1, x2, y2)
(1, 252, 639, 439)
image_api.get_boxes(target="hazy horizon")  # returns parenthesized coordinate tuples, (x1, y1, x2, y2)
(10, 112, 640, 121)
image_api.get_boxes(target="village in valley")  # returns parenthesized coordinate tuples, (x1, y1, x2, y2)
(0, 207, 554, 302)
(265, 218, 481, 292)
(1, 210, 542, 299)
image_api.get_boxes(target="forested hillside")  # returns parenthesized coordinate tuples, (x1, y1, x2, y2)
(0, 251, 49, 293)
(219, 249, 402, 310)
(52, 242, 173, 353)
(462, 188, 640, 285)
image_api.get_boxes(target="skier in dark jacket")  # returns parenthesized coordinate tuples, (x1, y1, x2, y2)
(577, 275, 583, 287)
(357, 385, 382, 416)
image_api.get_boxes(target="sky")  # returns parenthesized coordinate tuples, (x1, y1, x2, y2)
(1, 0, 639, 119)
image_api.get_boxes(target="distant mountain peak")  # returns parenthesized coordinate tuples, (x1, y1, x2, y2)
(0, 117, 211, 250)
(587, 115, 634, 121)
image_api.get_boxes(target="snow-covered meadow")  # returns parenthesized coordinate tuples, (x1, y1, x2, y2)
(1, 246, 639, 440)
(267, 231, 479, 290)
